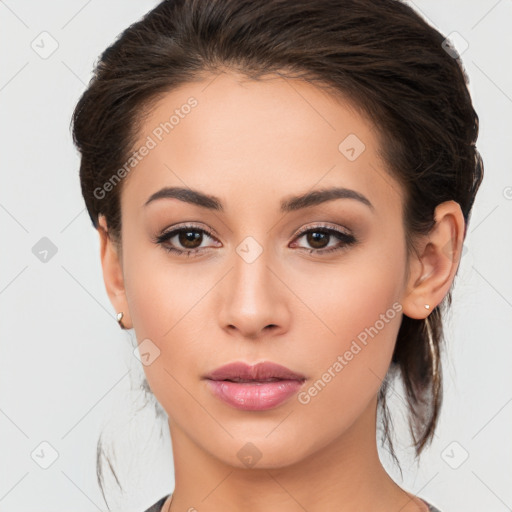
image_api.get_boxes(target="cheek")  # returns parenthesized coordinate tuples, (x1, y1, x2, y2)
(303, 244, 405, 347)
(121, 242, 216, 398)
(122, 257, 200, 416)
(123, 241, 203, 339)
(295, 243, 405, 407)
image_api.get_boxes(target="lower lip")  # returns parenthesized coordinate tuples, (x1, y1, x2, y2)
(205, 379, 304, 411)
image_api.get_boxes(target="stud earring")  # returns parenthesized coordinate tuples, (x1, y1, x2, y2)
(117, 312, 126, 329)
(425, 304, 430, 310)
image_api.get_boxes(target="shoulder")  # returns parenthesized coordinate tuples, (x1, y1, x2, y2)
(142, 494, 171, 512)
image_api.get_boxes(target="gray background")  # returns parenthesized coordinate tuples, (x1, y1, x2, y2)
(1, 1, 511, 511)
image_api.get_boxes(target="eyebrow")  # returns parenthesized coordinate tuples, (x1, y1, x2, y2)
(144, 186, 374, 213)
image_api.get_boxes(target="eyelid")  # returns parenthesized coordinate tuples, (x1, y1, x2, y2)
(293, 221, 352, 238)
(157, 222, 219, 241)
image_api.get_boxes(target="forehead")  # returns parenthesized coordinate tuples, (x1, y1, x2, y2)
(121, 71, 403, 217)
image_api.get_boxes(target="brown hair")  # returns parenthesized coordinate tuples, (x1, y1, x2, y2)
(71, 0, 483, 497)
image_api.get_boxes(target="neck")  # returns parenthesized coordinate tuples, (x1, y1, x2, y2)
(166, 395, 427, 512)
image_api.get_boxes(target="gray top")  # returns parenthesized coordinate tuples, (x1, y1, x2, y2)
(143, 494, 442, 511)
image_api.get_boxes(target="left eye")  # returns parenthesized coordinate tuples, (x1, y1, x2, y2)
(291, 226, 356, 254)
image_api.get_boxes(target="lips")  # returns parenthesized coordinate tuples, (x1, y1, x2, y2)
(204, 361, 306, 382)
(203, 361, 307, 411)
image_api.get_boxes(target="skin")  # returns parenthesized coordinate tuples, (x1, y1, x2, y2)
(97, 71, 464, 512)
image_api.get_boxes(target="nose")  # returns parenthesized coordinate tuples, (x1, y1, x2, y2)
(218, 246, 290, 340)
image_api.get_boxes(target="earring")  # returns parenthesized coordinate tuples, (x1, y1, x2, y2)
(425, 304, 430, 310)
(424, 315, 439, 384)
(116, 312, 126, 329)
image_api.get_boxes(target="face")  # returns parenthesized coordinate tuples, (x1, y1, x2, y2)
(105, 71, 415, 468)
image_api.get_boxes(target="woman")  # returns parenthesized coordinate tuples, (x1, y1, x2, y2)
(71, 0, 483, 510)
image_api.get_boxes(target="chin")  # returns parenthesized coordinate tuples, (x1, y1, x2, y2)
(209, 435, 312, 471)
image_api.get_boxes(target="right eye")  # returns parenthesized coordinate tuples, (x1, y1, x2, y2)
(154, 224, 222, 257)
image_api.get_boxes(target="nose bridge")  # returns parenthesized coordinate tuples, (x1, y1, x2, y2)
(233, 239, 272, 299)
(219, 234, 289, 337)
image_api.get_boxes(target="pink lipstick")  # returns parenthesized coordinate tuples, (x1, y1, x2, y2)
(204, 361, 306, 411)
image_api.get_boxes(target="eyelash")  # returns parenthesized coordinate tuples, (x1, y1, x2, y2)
(153, 223, 357, 258)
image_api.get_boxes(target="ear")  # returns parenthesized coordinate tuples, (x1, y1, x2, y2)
(401, 200, 465, 320)
(98, 215, 132, 329)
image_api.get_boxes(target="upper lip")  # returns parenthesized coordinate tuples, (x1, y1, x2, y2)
(204, 361, 306, 382)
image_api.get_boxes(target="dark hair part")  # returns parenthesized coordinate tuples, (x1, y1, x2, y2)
(71, 0, 483, 499)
